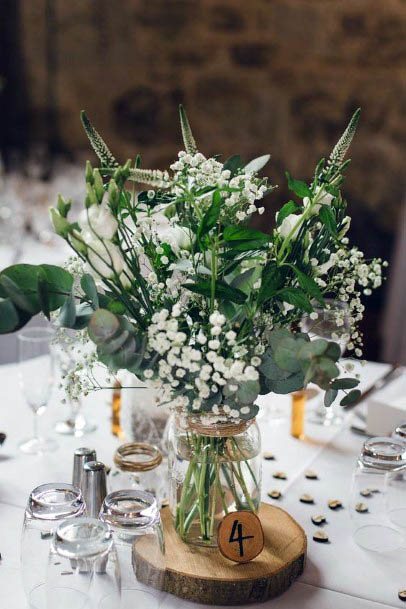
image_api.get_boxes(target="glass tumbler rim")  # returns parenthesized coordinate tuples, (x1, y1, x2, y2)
(52, 517, 113, 559)
(100, 489, 160, 530)
(27, 482, 85, 520)
(18, 326, 56, 343)
(361, 437, 406, 469)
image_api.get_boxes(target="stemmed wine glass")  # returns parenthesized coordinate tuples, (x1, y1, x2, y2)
(18, 326, 58, 454)
(301, 299, 350, 426)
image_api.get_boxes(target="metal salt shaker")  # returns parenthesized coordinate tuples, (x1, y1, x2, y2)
(72, 447, 97, 491)
(82, 461, 107, 518)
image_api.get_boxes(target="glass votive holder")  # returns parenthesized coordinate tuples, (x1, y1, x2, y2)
(350, 437, 406, 552)
(47, 517, 120, 609)
(392, 423, 406, 445)
(100, 489, 165, 609)
(109, 442, 166, 507)
(21, 482, 85, 609)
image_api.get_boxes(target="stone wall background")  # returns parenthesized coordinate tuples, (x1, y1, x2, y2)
(1, 0, 406, 357)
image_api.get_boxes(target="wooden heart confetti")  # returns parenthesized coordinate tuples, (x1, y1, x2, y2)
(398, 589, 406, 602)
(328, 499, 343, 510)
(263, 451, 276, 461)
(355, 502, 368, 513)
(305, 470, 318, 480)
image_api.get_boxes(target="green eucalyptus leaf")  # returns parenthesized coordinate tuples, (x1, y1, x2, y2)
(0, 275, 38, 314)
(231, 267, 261, 295)
(235, 380, 260, 404)
(88, 309, 120, 344)
(269, 371, 304, 394)
(324, 341, 342, 361)
(298, 339, 328, 361)
(81, 274, 99, 309)
(238, 403, 259, 421)
(324, 388, 338, 407)
(285, 171, 311, 198)
(58, 292, 76, 328)
(37, 269, 50, 320)
(331, 377, 359, 390)
(0, 298, 19, 332)
(273, 337, 304, 373)
(340, 389, 361, 406)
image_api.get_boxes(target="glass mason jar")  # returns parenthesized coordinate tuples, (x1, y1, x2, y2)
(168, 414, 262, 547)
(350, 437, 406, 552)
(109, 442, 167, 507)
(47, 517, 120, 609)
(100, 490, 165, 609)
(21, 483, 85, 609)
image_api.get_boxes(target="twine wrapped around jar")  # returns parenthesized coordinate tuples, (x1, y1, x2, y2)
(113, 442, 163, 473)
(186, 417, 253, 438)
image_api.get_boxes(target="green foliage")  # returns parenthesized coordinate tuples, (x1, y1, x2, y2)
(179, 105, 197, 155)
(197, 191, 221, 243)
(276, 201, 301, 226)
(185, 279, 247, 304)
(340, 389, 361, 406)
(319, 205, 337, 235)
(328, 108, 361, 169)
(80, 111, 119, 168)
(223, 155, 244, 176)
(0, 264, 74, 333)
(285, 171, 312, 198)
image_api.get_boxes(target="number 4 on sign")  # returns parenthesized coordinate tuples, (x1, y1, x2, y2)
(218, 510, 264, 563)
(229, 519, 254, 558)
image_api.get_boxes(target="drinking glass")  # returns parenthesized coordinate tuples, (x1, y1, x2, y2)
(350, 437, 406, 552)
(47, 517, 121, 609)
(100, 490, 165, 609)
(18, 326, 57, 453)
(301, 299, 350, 426)
(21, 482, 85, 609)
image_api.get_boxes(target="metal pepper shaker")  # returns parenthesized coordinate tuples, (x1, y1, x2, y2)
(82, 461, 107, 517)
(72, 447, 97, 490)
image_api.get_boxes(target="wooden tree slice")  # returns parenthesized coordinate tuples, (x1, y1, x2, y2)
(134, 503, 307, 605)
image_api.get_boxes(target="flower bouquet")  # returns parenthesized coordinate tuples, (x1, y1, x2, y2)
(0, 107, 384, 546)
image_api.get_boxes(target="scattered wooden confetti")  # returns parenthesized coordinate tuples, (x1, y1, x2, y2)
(311, 514, 327, 525)
(273, 471, 287, 480)
(399, 589, 406, 602)
(355, 502, 368, 513)
(360, 489, 372, 497)
(263, 451, 276, 461)
(305, 470, 318, 480)
(313, 530, 329, 543)
(267, 489, 282, 500)
(328, 499, 343, 510)
(300, 493, 314, 504)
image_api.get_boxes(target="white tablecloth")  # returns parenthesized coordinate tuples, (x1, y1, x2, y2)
(1, 359, 405, 609)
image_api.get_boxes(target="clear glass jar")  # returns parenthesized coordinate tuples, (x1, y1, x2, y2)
(21, 483, 85, 609)
(100, 490, 165, 609)
(109, 442, 166, 507)
(47, 517, 120, 609)
(168, 414, 262, 547)
(350, 437, 406, 552)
